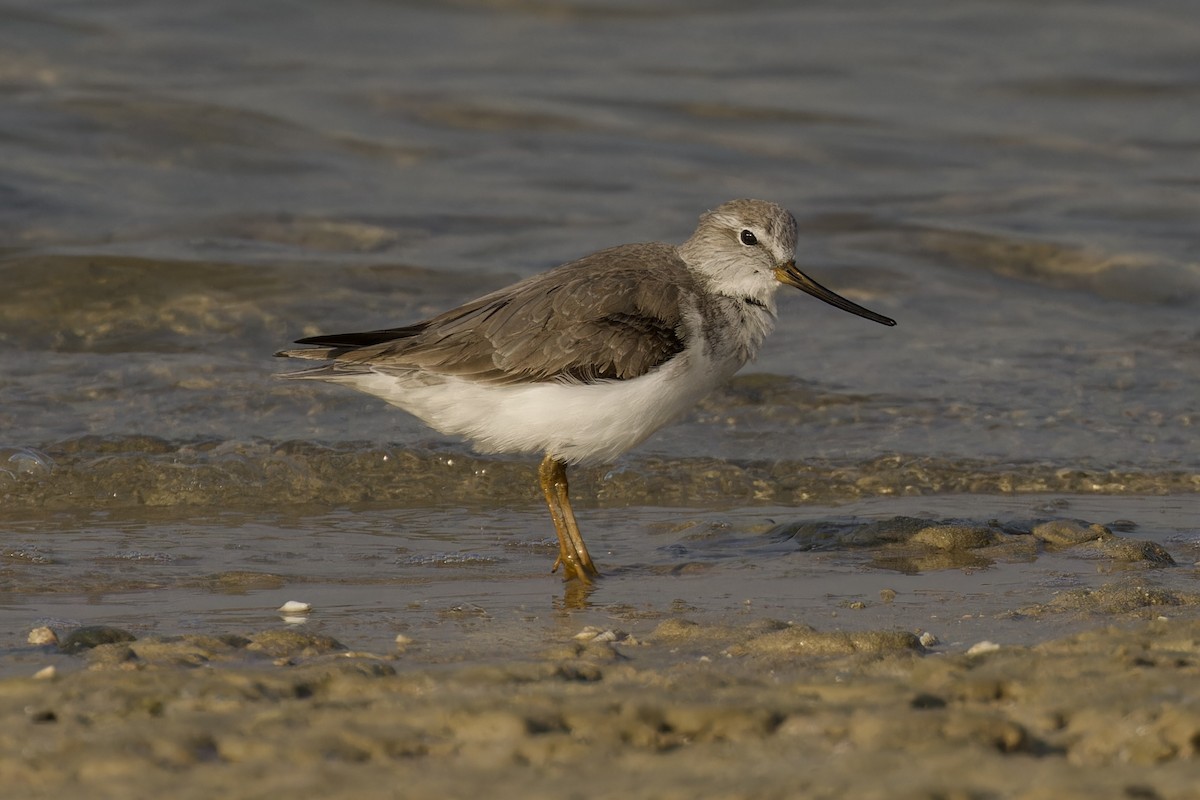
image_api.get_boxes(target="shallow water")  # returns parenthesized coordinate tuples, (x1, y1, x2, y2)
(2, 1, 1199, 672)
(4, 492, 1198, 678)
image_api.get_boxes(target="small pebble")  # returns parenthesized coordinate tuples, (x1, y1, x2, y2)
(394, 634, 414, 647)
(278, 601, 312, 614)
(879, 588, 897, 604)
(28, 627, 58, 646)
(32, 665, 57, 680)
(918, 631, 939, 648)
(572, 626, 632, 644)
(966, 640, 1001, 656)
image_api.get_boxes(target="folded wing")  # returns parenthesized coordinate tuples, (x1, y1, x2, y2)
(276, 242, 697, 385)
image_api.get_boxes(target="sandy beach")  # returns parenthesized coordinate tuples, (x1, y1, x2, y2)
(5, 610, 1200, 799)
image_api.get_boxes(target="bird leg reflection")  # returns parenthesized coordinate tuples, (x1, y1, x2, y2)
(538, 454, 599, 583)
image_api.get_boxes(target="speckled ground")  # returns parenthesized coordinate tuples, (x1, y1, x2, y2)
(3, 610, 1199, 800)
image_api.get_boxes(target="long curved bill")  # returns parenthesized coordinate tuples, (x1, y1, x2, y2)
(774, 261, 896, 327)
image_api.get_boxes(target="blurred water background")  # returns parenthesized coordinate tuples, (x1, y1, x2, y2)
(1, 0, 1198, 667)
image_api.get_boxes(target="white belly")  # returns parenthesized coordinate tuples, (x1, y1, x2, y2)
(336, 347, 742, 464)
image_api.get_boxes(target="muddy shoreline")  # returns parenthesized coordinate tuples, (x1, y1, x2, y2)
(3, 610, 1199, 799)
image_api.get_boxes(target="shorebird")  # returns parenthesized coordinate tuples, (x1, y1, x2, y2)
(276, 199, 895, 582)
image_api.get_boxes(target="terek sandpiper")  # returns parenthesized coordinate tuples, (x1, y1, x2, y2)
(276, 199, 895, 582)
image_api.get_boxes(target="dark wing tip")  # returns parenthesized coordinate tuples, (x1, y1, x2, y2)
(290, 324, 428, 349)
(293, 333, 358, 347)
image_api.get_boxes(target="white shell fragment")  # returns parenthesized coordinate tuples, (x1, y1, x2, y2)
(966, 640, 1001, 656)
(573, 626, 605, 641)
(278, 601, 312, 614)
(33, 665, 57, 680)
(572, 626, 636, 644)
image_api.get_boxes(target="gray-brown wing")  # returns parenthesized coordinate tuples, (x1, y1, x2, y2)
(305, 242, 697, 385)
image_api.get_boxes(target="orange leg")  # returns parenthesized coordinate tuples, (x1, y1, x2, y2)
(538, 454, 599, 582)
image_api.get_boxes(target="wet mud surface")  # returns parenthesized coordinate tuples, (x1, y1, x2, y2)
(4, 496, 1200, 799)
(4, 616, 1200, 799)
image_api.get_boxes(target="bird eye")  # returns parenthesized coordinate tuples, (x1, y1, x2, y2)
(739, 229, 758, 246)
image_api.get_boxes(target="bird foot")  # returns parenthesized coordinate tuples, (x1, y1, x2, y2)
(553, 552, 598, 584)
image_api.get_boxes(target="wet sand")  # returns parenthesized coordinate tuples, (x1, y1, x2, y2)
(4, 615, 1199, 799)
(4, 505, 1199, 799)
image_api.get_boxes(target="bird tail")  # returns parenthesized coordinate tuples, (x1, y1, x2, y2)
(274, 346, 338, 361)
(273, 347, 371, 381)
